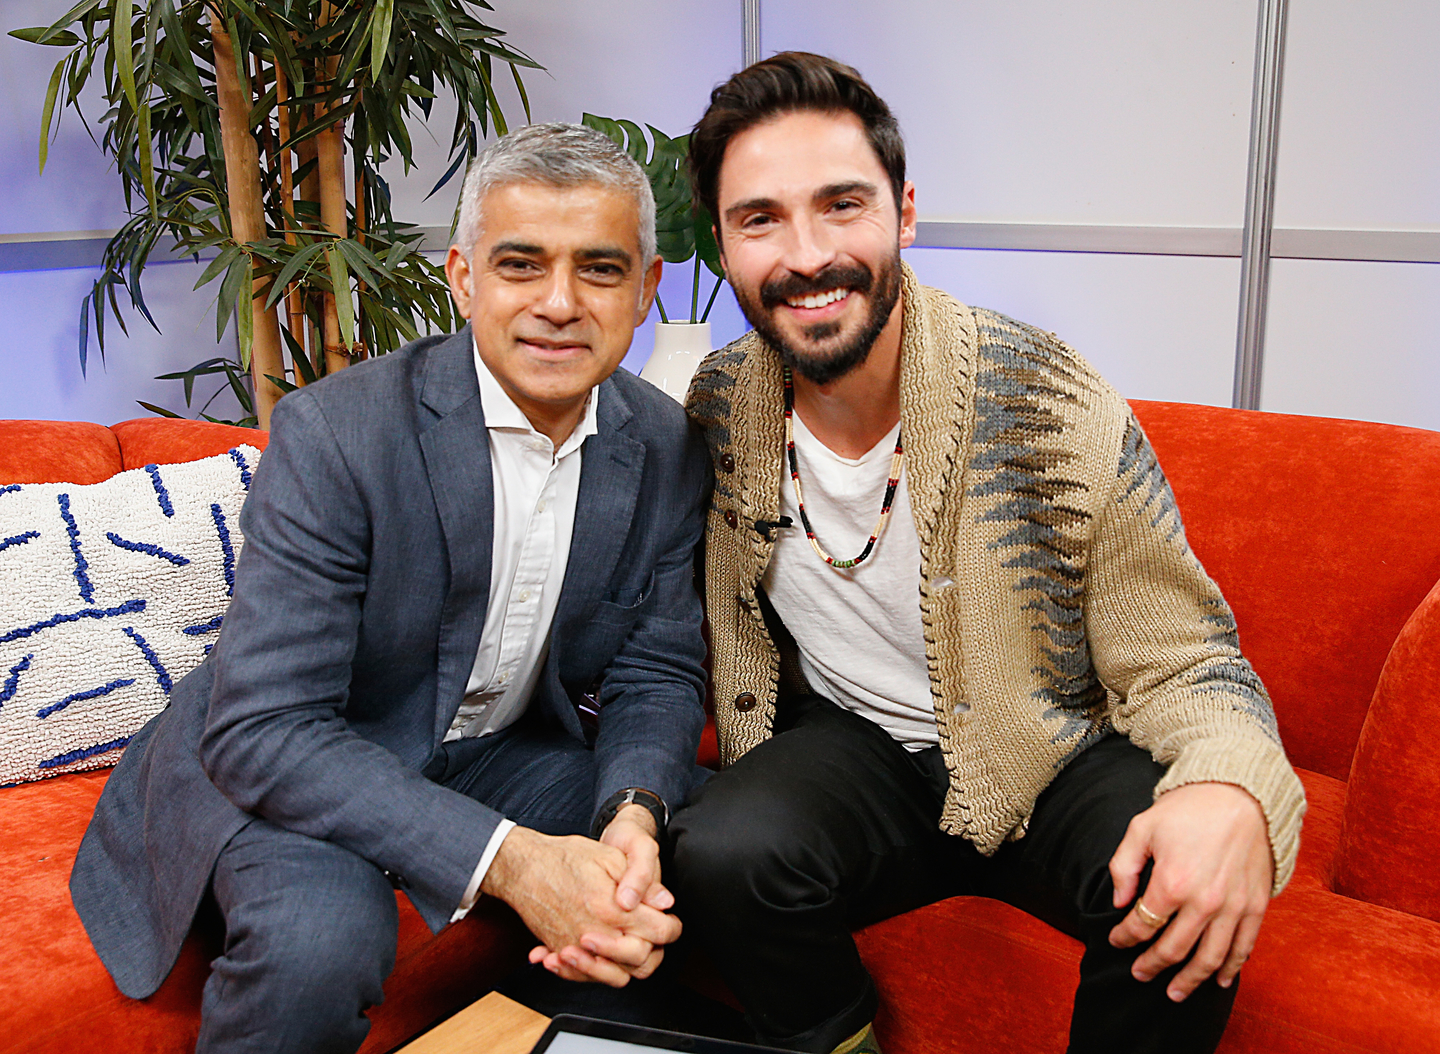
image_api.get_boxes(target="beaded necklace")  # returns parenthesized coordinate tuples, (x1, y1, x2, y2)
(782, 365, 904, 570)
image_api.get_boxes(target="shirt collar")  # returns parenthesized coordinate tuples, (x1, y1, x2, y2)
(472, 335, 600, 457)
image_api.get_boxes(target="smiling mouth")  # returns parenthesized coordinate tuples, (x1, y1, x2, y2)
(785, 288, 851, 310)
(519, 338, 589, 355)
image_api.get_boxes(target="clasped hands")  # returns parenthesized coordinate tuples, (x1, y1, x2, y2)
(1108, 781, 1274, 1003)
(481, 804, 677, 987)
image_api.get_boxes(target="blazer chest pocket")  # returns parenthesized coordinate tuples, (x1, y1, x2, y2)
(591, 571, 656, 624)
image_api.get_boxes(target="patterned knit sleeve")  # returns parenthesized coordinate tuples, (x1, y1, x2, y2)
(1084, 410, 1306, 893)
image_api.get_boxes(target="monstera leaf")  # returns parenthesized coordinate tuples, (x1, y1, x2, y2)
(583, 113, 725, 323)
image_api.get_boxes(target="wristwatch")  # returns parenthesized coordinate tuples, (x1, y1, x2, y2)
(590, 787, 670, 839)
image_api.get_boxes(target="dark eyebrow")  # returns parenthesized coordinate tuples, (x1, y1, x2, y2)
(816, 180, 878, 204)
(488, 240, 544, 262)
(724, 182, 880, 225)
(725, 197, 779, 224)
(576, 245, 633, 268)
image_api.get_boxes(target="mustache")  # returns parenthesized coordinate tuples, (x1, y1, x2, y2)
(760, 263, 874, 309)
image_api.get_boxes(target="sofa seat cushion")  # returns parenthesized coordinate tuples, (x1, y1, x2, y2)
(0, 769, 529, 1054)
(853, 768, 1438, 1054)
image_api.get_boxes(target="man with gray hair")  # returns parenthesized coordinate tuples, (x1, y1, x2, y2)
(71, 122, 712, 1053)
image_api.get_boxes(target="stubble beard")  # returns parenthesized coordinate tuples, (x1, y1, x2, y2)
(732, 250, 903, 387)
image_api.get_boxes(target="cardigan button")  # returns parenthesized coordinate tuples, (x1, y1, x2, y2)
(718, 452, 736, 473)
(733, 692, 758, 712)
(724, 509, 738, 529)
(737, 595, 753, 613)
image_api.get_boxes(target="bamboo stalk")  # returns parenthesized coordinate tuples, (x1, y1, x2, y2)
(352, 108, 368, 361)
(296, 57, 323, 379)
(316, 4, 350, 374)
(274, 62, 307, 387)
(209, 7, 285, 428)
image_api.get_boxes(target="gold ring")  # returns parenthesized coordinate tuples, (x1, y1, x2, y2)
(1134, 900, 1170, 928)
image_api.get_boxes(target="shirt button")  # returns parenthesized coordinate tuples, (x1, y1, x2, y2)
(537, 499, 548, 513)
(733, 692, 757, 713)
(518, 588, 531, 602)
(724, 509, 738, 529)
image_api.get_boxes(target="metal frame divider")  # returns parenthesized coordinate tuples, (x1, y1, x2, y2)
(1233, 0, 1291, 410)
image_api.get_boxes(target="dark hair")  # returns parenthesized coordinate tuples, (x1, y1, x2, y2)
(689, 52, 906, 227)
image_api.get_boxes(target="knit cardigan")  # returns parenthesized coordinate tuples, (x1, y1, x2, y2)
(685, 264, 1306, 893)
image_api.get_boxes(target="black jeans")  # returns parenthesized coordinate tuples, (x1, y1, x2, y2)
(670, 694, 1236, 1053)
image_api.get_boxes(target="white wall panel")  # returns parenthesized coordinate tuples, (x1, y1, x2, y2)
(763, 0, 1258, 227)
(903, 247, 1240, 406)
(0, 2, 128, 236)
(382, 0, 742, 230)
(1273, 0, 1440, 231)
(1260, 258, 1440, 431)
(0, 261, 243, 425)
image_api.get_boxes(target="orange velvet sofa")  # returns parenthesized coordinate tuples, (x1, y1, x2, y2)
(3, 402, 1439, 1054)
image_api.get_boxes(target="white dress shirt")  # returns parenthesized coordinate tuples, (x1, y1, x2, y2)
(450, 341, 599, 922)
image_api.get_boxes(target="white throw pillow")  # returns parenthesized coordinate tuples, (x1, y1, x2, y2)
(0, 445, 261, 785)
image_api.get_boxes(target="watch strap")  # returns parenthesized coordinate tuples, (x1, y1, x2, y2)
(590, 787, 669, 839)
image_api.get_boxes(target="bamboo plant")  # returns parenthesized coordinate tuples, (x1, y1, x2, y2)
(12, 0, 538, 428)
(582, 114, 724, 325)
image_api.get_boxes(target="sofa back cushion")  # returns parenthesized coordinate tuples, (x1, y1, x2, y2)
(1334, 577, 1440, 921)
(0, 421, 122, 486)
(111, 417, 267, 470)
(0, 425, 263, 784)
(1131, 401, 1440, 781)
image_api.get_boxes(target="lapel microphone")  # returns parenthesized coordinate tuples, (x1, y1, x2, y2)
(753, 516, 794, 541)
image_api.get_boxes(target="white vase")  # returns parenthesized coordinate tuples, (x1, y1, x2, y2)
(639, 321, 712, 403)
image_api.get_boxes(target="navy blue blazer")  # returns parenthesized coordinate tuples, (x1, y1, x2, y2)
(70, 329, 712, 999)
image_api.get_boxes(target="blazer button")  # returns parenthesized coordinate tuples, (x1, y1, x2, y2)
(733, 692, 757, 712)
(724, 509, 738, 529)
(718, 452, 736, 473)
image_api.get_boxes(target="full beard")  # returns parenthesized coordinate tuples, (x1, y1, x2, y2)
(732, 252, 903, 387)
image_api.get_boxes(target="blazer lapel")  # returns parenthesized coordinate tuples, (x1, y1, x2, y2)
(555, 378, 646, 629)
(416, 330, 494, 740)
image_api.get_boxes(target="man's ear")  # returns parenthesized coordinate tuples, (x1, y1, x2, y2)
(898, 181, 918, 251)
(637, 255, 663, 321)
(444, 245, 474, 320)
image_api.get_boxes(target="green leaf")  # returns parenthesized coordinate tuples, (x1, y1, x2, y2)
(137, 400, 184, 418)
(280, 324, 318, 384)
(195, 244, 241, 290)
(328, 245, 355, 348)
(137, 102, 158, 218)
(236, 257, 254, 369)
(38, 58, 65, 174)
(8, 27, 81, 46)
(216, 250, 248, 343)
(266, 242, 327, 308)
(114, 0, 137, 113)
(264, 373, 299, 394)
(694, 201, 723, 277)
(370, 0, 395, 82)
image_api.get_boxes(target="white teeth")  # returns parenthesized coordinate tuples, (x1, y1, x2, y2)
(788, 288, 849, 309)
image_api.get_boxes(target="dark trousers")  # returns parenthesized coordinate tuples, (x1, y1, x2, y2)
(195, 715, 598, 1054)
(669, 695, 1237, 1054)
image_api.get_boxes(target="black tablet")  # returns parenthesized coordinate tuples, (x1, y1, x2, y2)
(528, 1014, 791, 1053)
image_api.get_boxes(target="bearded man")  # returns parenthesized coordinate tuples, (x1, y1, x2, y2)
(669, 53, 1305, 1054)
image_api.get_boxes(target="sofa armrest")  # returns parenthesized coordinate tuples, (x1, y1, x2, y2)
(1335, 574, 1440, 922)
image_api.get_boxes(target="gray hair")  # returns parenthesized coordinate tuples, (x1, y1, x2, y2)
(455, 122, 657, 265)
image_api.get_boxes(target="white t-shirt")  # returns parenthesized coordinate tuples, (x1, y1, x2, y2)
(762, 411, 938, 750)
